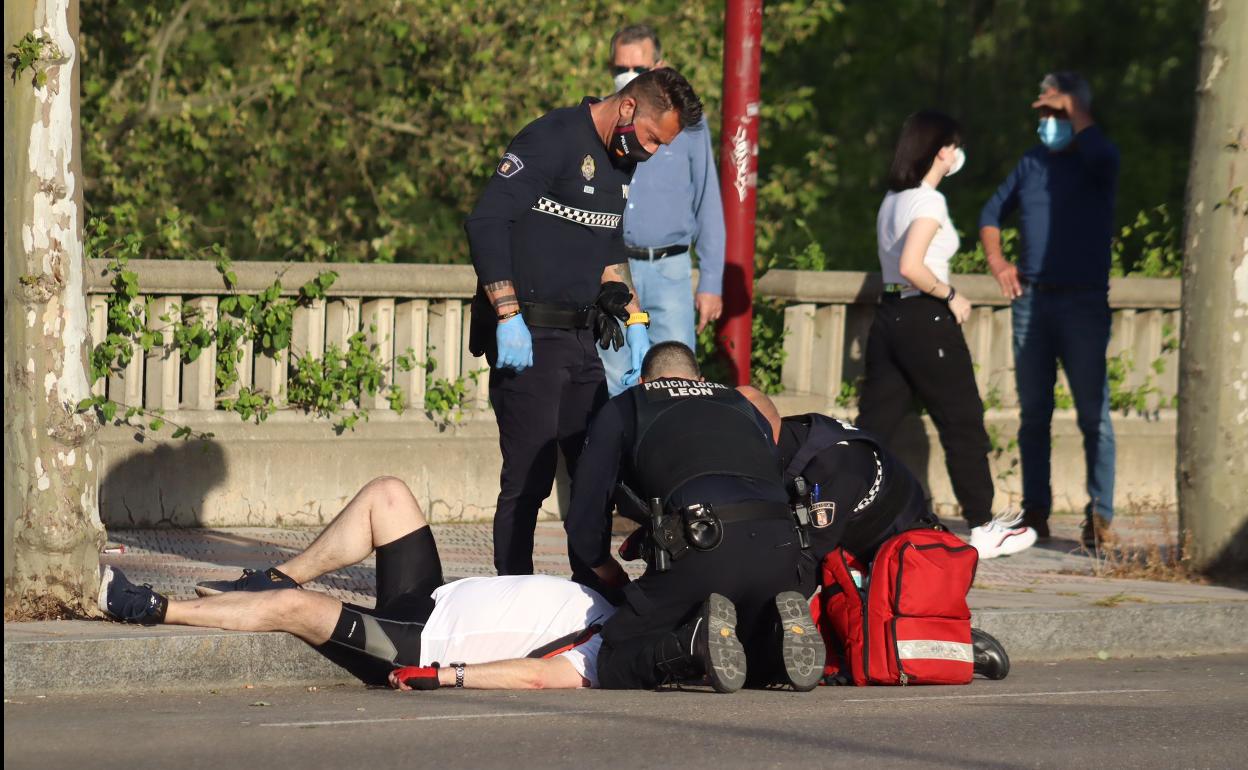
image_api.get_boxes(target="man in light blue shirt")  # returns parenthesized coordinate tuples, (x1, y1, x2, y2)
(601, 24, 726, 396)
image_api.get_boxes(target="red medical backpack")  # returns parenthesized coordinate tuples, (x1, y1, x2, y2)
(812, 527, 978, 686)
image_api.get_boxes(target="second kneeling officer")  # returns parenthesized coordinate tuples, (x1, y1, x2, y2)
(564, 341, 824, 693)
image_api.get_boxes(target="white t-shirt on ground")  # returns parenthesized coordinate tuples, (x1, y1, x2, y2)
(876, 182, 960, 289)
(418, 575, 617, 687)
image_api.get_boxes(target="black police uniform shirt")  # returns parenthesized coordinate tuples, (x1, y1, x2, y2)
(465, 97, 633, 308)
(777, 418, 878, 559)
(565, 389, 789, 570)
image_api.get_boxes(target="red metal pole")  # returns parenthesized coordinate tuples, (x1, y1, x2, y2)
(717, 0, 763, 385)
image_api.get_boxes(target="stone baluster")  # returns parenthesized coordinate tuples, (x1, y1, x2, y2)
(395, 299, 429, 408)
(181, 296, 218, 411)
(362, 299, 396, 410)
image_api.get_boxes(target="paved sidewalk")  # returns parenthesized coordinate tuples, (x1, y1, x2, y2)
(93, 510, 1242, 611)
(6, 511, 1247, 696)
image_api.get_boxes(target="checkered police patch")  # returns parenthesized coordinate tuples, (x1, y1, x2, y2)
(531, 196, 622, 229)
(497, 153, 524, 178)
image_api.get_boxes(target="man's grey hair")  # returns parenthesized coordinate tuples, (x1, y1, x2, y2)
(611, 23, 661, 59)
(1040, 71, 1092, 110)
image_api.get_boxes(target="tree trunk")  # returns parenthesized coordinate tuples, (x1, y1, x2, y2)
(1177, 0, 1248, 576)
(4, 0, 105, 618)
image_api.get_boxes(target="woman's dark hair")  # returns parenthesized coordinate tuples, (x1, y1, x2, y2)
(886, 110, 962, 192)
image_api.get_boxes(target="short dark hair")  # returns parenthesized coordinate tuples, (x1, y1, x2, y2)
(641, 341, 700, 380)
(886, 109, 962, 192)
(611, 23, 661, 59)
(620, 68, 703, 130)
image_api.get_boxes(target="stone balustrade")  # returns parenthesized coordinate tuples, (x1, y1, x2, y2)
(89, 259, 1182, 419)
(760, 269, 1181, 410)
(86, 259, 1182, 527)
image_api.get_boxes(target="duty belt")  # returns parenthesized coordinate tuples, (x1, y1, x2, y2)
(626, 244, 689, 261)
(520, 302, 598, 329)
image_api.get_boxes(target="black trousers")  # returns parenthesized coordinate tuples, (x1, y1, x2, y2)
(596, 519, 804, 689)
(488, 327, 608, 575)
(856, 296, 993, 527)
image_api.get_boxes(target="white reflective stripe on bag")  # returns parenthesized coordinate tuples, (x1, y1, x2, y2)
(896, 639, 974, 663)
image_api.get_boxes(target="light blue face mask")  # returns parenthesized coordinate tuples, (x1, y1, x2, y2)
(1037, 116, 1074, 150)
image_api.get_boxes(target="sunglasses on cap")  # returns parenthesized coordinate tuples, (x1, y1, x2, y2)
(610, 65, 651, 77)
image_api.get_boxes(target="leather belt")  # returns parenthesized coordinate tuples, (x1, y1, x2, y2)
(520, 302, 597, 329)
(626, 244, 689, 261)
(1019, 278, 1105, 293)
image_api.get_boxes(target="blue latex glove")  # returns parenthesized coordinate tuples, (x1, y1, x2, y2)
(495, 314, 533, 372)
(620, 323, 652, 388)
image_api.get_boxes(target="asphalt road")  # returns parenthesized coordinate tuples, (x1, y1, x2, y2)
(5, 655, 1246, 770)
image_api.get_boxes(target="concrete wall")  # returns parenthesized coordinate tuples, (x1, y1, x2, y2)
(99, 402, 1174, 528)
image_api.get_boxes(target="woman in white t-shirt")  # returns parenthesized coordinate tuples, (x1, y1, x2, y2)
(858, 110, 1035, 560)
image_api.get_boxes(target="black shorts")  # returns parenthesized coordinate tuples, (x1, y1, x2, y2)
(318, 526, 444, 684)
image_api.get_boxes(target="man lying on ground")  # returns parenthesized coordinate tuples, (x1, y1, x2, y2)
(98, 476, 615, 690)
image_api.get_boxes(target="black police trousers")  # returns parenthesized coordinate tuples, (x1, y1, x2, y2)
(488, 327, 608, 575)
(596, 518, 805, 689)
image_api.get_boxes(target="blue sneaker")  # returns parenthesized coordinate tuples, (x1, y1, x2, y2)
(194, 567, 299, 597)
(98, 567, 168, 625)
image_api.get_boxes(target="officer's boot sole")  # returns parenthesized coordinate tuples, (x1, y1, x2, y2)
(702, 593, 747, 694)
(775, 591, 825, 691)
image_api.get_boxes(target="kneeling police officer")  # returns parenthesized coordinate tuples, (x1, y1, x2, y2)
(563, 342, 824, 693)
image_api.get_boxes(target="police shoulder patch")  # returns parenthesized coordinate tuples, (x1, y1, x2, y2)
(810, 501, 836, 529)
(497, 153, 524, 178)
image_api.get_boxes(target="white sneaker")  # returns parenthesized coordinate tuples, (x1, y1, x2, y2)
(970, 515, 1038, 559)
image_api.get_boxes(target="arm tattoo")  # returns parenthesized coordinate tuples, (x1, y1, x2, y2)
(604, 262, 633, 288)
(602, 263, 642, 313)
(482, 280, 520, 316)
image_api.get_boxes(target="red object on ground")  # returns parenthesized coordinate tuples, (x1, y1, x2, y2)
(717, 0, 763, 385)
(817, 528, 979, 686)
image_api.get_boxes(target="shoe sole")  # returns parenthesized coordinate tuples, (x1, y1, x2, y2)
(703, 593, 747, 694)
(97, 566, 116, 617)
(194, 584, 224, 598)
(775, 591, 825, 691)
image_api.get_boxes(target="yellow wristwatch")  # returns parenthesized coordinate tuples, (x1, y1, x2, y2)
(626, 312, 651, 327)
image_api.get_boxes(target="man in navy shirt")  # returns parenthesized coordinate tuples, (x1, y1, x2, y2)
(598, 25, 726, 396)
(978, 71, 1118, 549)
(465, 70, 703, 575)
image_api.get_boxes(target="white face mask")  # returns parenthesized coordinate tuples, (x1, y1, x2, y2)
(945, 147, 966, 177)
(613, 70, 641, 93)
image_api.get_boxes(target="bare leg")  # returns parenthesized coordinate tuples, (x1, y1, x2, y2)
(164, 589, 341, 646)
(277, 476, 428, 584)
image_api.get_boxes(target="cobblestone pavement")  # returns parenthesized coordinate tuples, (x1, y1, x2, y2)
(98, 506, 1248, 611)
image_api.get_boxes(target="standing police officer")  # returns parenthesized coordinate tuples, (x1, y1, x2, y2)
(564, 342, 824, 693)
(466, 70, 704, 575)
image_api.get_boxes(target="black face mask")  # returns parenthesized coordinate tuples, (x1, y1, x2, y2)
(610, 122, 653, 166)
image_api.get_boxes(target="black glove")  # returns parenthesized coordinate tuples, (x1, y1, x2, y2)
(594, 281, 632, 351)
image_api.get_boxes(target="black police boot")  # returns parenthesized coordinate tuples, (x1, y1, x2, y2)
(774, 591, 825, 692)
(655, 593, 747, 693)
(971, 628, 1010, 680)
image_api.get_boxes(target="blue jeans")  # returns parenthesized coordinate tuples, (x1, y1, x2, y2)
(599, 253, 697, 396)
(1011, 288, 1116, 520)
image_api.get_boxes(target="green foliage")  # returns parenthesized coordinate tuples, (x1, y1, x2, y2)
(7, 32, 57, 87)
(82, 239, 483, 438)
(1111, 204, 1183, 278)
(78, 1, 836, 264)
